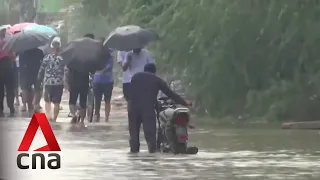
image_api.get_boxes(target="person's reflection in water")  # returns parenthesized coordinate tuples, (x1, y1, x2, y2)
(49, 123, 63, 131)
(128, 63, 192, 153)
(127, 152, 159, 173)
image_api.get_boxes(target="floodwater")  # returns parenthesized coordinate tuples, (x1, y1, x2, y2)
(1, 116, 320, 180)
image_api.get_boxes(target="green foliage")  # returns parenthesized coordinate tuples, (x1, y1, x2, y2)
(81, 0, 109, 16)
(66, 0, 320, 121)
(66, 2, 125, 39)
(0, 0, 19, 24)
(63, 0, 112, 16)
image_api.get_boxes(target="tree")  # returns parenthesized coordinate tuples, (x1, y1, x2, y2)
(66, 0, 320, 121)
(19, 0, 37, 22)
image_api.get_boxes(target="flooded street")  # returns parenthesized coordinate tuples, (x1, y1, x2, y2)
(1, 89, 320, 180)
(2, 119, 320, 180)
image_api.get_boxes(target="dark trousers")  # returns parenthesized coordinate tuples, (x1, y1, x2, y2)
(128, 104, 157, 153)
(44, 85, 64, 104)
(122, 83, 131, 101)
(69, 86, 88, 109)
(0, 57, 15, 113)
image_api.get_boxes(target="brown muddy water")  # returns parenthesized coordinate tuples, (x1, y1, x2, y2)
(0, 117, 320, 180)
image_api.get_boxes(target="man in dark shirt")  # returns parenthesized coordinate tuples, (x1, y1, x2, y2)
(66, 33, 94, 124)
(128, 63, 192, 153)
(19, 48, 44, 115)
(66, 68, 90, 123)
(0, 56, 16, 117)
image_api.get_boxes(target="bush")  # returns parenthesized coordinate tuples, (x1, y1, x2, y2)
(65, 0, 320, 121)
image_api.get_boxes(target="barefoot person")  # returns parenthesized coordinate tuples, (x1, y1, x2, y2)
(93, 37, 114, 122)
(0, 27, 16, 116)
(37, 37, 65, 122)
(12, 31, 27, 111)
(14, 55, 20, 106)
(117, 51, 130, 103)
(19, 47, 44, 115)
(0, 57, 16, 117)
(66, 33, 94, 124)
(16, 54, 27, 112)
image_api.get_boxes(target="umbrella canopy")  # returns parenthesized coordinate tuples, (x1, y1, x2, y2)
(7, 22, 37, 34)
(104, 25, 159, 51)
(0, 25, 13, 37)
(23, 25, 57, 37)
(3, 31, 51, 53)
(61, 37, 108, 73)
(0, 25, 12, 31)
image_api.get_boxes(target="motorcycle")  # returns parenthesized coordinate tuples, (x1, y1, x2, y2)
(156, 96, 198, 154)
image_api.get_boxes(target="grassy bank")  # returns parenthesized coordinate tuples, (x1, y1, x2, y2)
(196, 115, 284, 129)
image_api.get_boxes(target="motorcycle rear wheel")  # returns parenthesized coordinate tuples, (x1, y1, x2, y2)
(173, 143, 187, 154)
(186, 146, 198, 154)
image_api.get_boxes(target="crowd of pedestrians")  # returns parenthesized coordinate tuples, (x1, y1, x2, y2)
(0, 27, 156, 123)
(0, 26, 192, 153)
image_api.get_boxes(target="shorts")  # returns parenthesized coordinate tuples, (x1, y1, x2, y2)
(44, 85, 64, 104)
(122, 83, 131, 101)
(20, 71, 42, 92)
(69, 84, 89, 109)
(93, 82, 113, 102)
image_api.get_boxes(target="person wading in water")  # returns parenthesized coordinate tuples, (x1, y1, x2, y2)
(19, 47, 44, 116)
(38, 37, 65, 122)
(93, 37, 114, 122)
(0, 27, 16, 116)
(66, 33, 94, 124)
(128, 63, 192, 153)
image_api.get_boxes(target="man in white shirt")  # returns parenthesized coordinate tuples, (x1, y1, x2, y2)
(120, 48, 155, 100)
(117, 51, 131, 101)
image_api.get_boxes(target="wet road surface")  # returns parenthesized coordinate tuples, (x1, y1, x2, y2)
(1, 88, 320, 180)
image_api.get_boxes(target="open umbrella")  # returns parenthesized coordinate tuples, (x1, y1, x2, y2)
(0, 25, 12, 31)
(61, 37, 108, 73)
(0, 33, 14, 60)
(23, 25, 57, 37)
(3, 31, 51, 53)
(104, 25, 159, 51)
(7, 22, 37, 34)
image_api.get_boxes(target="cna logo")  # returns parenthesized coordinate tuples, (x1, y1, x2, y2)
(17, 113, 61, 170)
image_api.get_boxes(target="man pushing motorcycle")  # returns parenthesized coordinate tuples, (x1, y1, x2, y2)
(128, 63, 192, 153)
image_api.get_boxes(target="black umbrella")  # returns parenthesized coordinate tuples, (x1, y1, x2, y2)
(61, 37, 109, 73)
(104, 25, 159, 51)
(3, 31, 51, 53)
